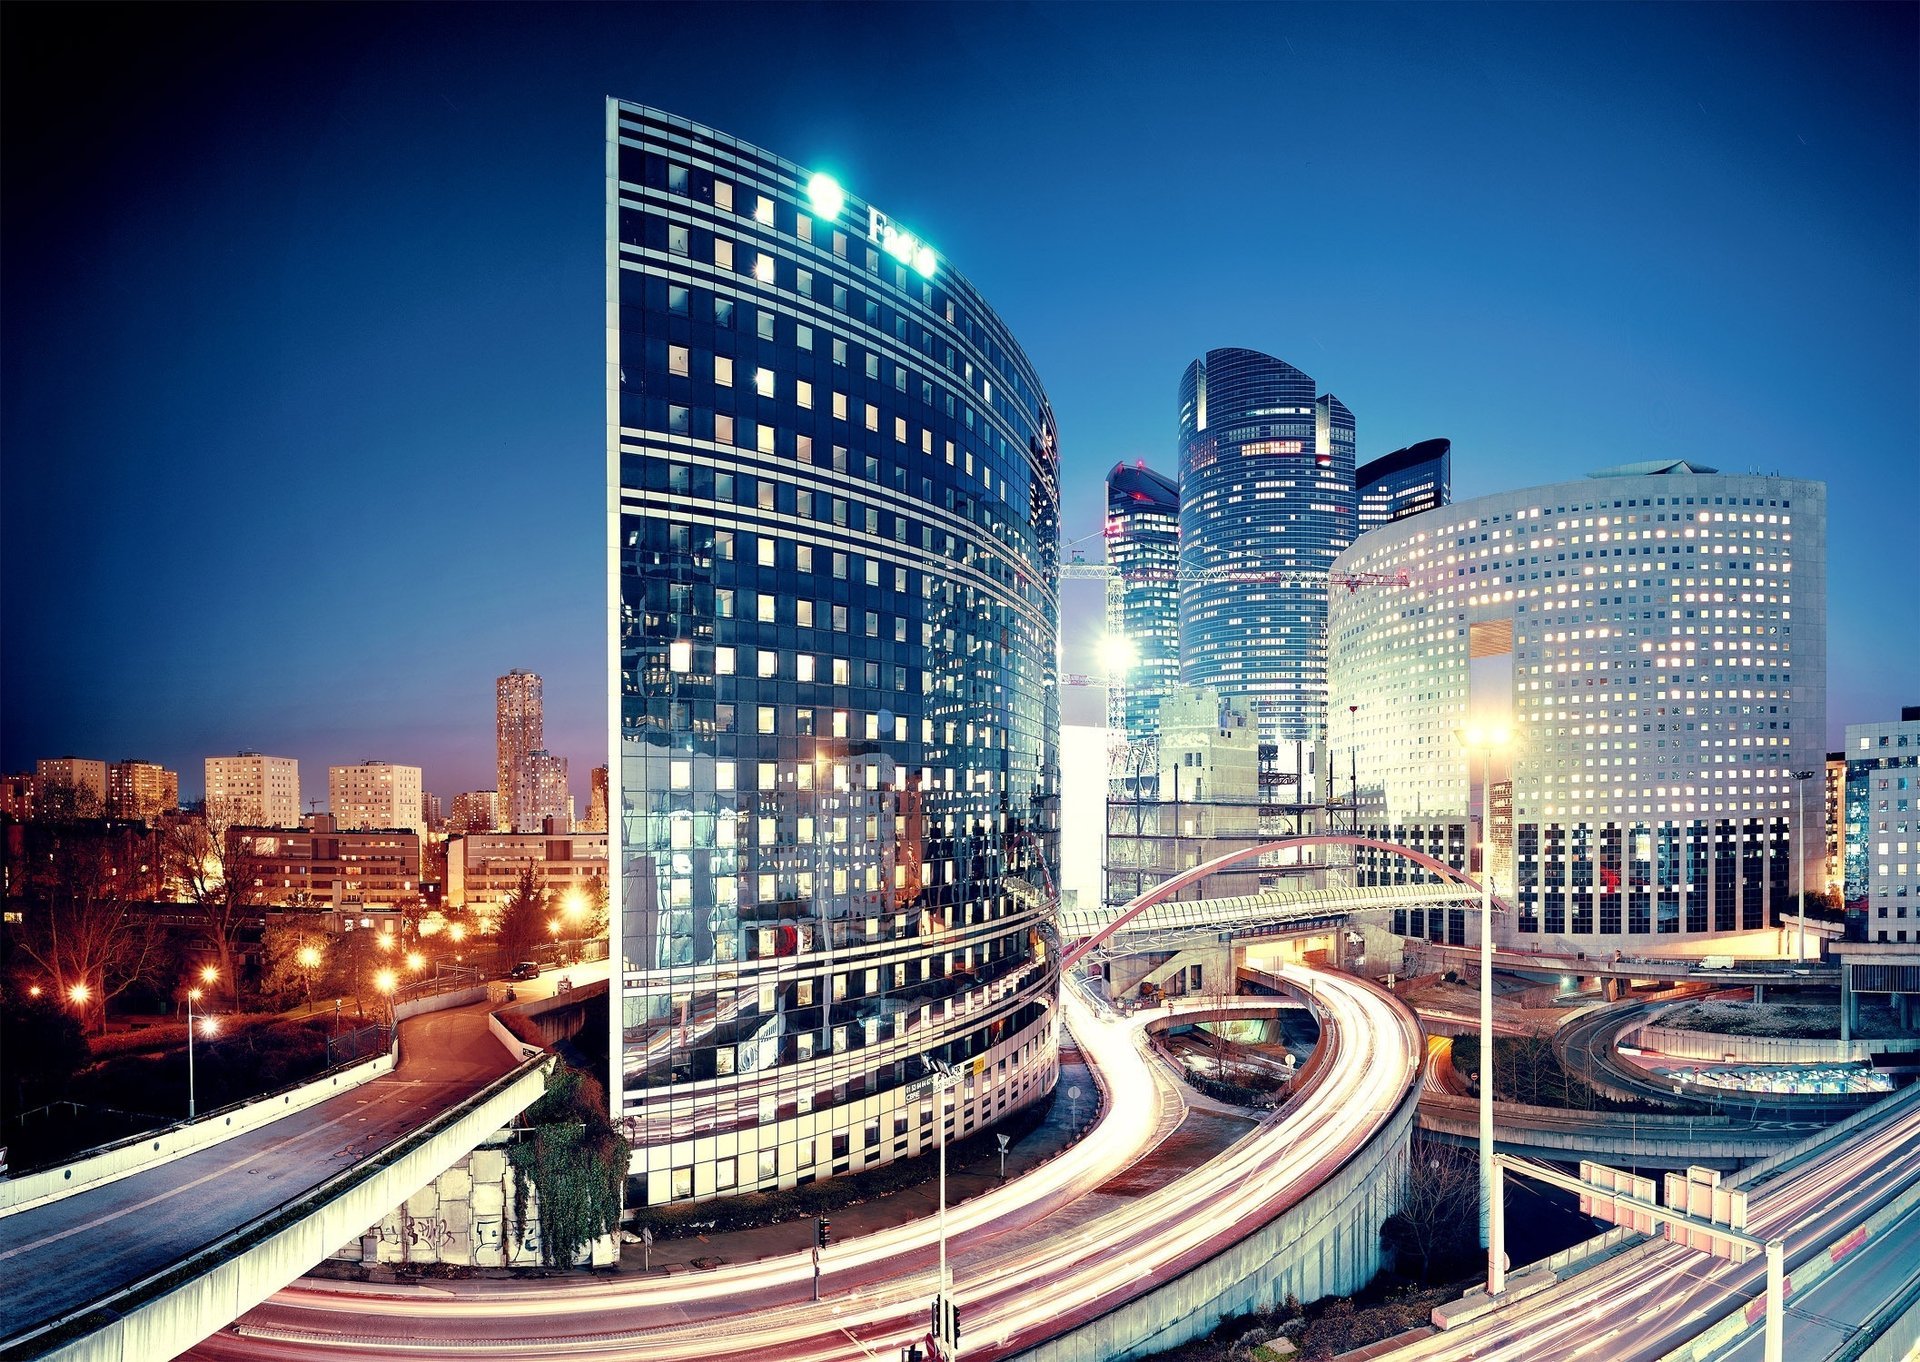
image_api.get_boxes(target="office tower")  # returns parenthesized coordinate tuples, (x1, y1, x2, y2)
(497, 669, 544, 832)
(107, 760, 179, 821)
(1176, 348, 1355, 747)
(35, 757, 109, 815)
(1104, 461, 1181, 742)
(1825, 751, 1845, 897)
(585, 764, 610, 833)
(1844, 708, 1920, 933)
(329, 761, 426, 836)
(1356, 437, 1451, 533)
(608, 101, 1061, 1205)
(205, 752, 302, 828)
(1329, 460, 1826, 952)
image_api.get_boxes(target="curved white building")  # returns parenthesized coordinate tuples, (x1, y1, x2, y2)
(1328, 461, 1825, 954)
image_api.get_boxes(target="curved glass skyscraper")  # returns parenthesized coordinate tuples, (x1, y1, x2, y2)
(1176, 348, 1356, 744)
(606, 102, 1061, 1205)
(1104, 461, 1180, 741)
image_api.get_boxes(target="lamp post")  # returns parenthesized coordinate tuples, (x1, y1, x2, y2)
(1792, 769, 1819, 964)
(1461, 723, 1508, 1295)
(922, 1055, 960, 1357)
(297, 944, 321, 1006)
(187, 966, 219, 1119)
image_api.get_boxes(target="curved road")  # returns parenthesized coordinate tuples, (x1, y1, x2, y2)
(186, 967, 1422, 1362)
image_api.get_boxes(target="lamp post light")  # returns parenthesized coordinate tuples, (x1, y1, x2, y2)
(1792, 769, 1819, 964)
(187, 967, 219, 1120)
(374, 968, 398, 1025)
(1461, 723, 1509, 1295)
(297, 945, 322, 1006)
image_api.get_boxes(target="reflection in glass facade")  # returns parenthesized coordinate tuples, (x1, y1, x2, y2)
(1176, 348, 1356, 744)
(1329, 463, 1827, 951)
(1104, 461, 1180, 741)
(606, 103, 1061, 1205)
(1356, 438, 1451, 533)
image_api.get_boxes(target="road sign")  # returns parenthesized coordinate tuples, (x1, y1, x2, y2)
(1578, 1159, 1658, 1234)
(1664, 1166, 1752, 1263)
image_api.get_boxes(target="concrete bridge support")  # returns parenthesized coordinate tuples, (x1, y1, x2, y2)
(1011, 1074, 1418, 1361)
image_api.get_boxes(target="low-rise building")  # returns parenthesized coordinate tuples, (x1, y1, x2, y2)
(446, 823, 608, 916)
(236, 813, 423, 907)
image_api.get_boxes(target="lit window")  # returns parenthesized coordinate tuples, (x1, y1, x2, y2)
(833, 392, 848, 420)
(715, 355, 734, 387)
(798, 655, 815, 682)
(757, 424, 774, 453)
(755, 195, 774, 225)
(716, 647, 736, 675)
(713, 179, 733, 211)
(714, 238, 733, 269)
(757, 538, 775, 567)
(669, 640, 692, 673)
(754, 254, 774, 283)
(865, 403, 879, 431)
(715, 413, 735, 445)
(758, 650, 777, 678)
(797, 380, 813, 409)
(755, 368, 774, 397)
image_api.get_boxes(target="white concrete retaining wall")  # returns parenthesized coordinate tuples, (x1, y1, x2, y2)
(0, 1052, 394, 1218)
(1009, 1075, 1419, 1361)
(1632, 1024, 1920, 1065)
(489, 1011, 546, 1063)
(35, 1057, 553, 1362)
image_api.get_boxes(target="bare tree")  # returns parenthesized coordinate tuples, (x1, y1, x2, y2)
(160, 808, 263, 1010)
(9, 803, 166, 1033)
(1382, 1138, 1480, 1283)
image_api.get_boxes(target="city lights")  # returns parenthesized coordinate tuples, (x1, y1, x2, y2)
(805, 171, 844, 221)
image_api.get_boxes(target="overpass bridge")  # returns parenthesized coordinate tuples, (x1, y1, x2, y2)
(1061, 880, 1480, 957)
(0, 986, 559, 1362)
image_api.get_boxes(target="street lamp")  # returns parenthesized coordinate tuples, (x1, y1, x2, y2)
(298, 945, 322, 1005)
(920, 1056, 961, 1358)
(1792, 769, 1819, 964)
(405, 950, 426, 974)
(1460, 723, 1509, 1295)
(187, 968, 220, 1119)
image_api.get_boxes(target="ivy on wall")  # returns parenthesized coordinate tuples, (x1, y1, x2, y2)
(507, 1064, 625, 1268)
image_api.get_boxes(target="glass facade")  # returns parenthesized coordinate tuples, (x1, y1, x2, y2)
(1104, 461, 1180, 741)
(1845, 715, 1919, 942)
(1356, 437, 1451, 533)
(1176, 348, 1356, 744)
(1329, 463, 1827, 950)
(606, 102, 1061, 1205)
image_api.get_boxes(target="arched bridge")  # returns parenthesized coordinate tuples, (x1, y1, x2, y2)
(1063, 835, 1514, 969)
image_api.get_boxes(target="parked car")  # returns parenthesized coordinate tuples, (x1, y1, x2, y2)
(509, 961, 542, 981)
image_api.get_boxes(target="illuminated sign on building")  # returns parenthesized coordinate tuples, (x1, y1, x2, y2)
(868, 207, 937, 278)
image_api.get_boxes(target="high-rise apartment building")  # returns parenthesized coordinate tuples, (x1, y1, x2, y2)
(1329, 462, 1826, 952)
(585, 764, 610, 833)
(449, 790, 501, 836)
(526, 750, 571, 831)
(497, 669, 544, 832)
(205, 752, 301, 828)
(107, 760, 179, 821)
(1176, 348, 1355, 746)
(35, 758, 109, 815)
(329, 761, 426, 837)
(608, 101, 1061, 1205)
(1104, 461, 1181, 741)
(1356, 437, 1451, 533)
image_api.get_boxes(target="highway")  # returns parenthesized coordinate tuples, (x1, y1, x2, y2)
(185, 966, 1423, 1362)
(0, 1000, 515, 1349)
(1385, 1084, 1920, 1362)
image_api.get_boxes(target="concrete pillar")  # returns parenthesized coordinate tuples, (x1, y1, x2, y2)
(1839, 964, 1852, 1046)
(1753, 983, 1765, 1006)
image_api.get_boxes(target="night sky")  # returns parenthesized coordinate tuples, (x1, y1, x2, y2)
(3, 3, 1914, 807)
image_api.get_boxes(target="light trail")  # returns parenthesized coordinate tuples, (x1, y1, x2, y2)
(188, 965, 1421, 1362)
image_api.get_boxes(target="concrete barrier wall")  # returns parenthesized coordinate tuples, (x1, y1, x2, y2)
(38, 1058, 553, 1362)
(391, 983, 489, 1026)
(489, 1010, 545, 1063)
(0, 1052, 395, 1218)
(1632, 1024, 1920, 1065)
(1011, 1077, 1418, 1362)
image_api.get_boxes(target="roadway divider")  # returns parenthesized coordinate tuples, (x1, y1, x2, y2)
(0, 1051, 395, 1219)
(19, 1054, 555, 1362)
(1655, 1171, 1920, 1362)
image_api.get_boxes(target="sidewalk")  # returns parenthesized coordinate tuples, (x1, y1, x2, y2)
(618, 1045, 1102, 1273)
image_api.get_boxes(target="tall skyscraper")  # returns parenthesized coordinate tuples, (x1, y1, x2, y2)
(329, 760, 426, 836)
(205, 752, 301, 828)
(1176, 348, 1355, 746)
(608, 101, 1061, 1206)
(1329, 462, 1826, 951)
(496, 669, 544, 832)
(107, 760, 179, 821)
(526, 750, 571, 830)
(584, 764, 610, 833)
(1356, 437, 1451, 532)
(1104, 461, 1180, 741)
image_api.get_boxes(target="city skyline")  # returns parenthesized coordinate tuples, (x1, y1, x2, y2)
(4, 3, 1915, 797)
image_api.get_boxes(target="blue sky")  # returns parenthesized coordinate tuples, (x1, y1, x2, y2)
(3, 2, 1914, 804)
